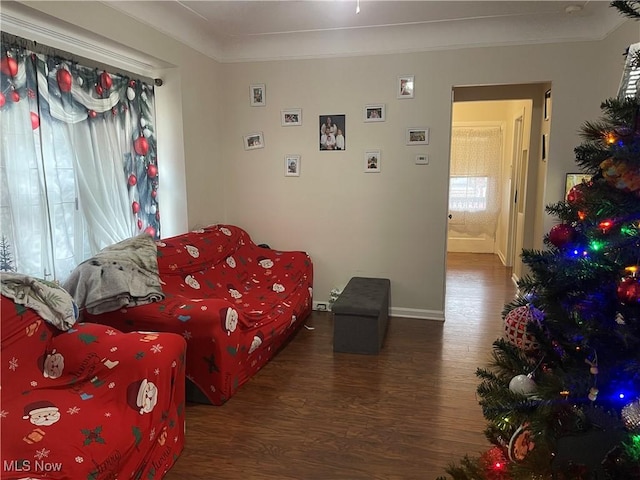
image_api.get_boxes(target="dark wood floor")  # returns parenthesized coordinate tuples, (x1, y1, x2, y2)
(164, 253, 516, 480)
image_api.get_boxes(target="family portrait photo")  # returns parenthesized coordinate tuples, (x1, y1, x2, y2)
(319, 114, 346, 151)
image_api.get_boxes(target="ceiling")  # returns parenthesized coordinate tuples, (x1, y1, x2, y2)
(104, 0, 628, 63)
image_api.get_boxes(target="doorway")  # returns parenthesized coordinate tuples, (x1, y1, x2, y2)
(446, 83, 551, 286)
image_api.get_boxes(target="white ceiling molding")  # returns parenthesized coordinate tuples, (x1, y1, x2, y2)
(1, 1, 173, 78)
(104, 0, 628, 64)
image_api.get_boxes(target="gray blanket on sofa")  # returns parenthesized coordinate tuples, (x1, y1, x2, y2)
(63, 234, 165, 315)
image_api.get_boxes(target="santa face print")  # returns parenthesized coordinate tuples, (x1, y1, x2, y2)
(248, 334, 263, 354)
(258, 258, 274, 269)
(228, 286, 242, 299)
(140, 381, 158, 414)
(219, 227, 232, 236)
(272, 283, 285, 293)
(225, 308, 238, 334)
(42, 351, 65, 379)
(226, 256, 237, 268)
(185, 245, 199, 258)
(129, 379, 158, 414)
(185, 275, 200, 289)
(24, 404, 61, 426)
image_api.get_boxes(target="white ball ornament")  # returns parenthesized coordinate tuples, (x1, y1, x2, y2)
(126, 87, 136, 101)
(76, 76, 84, 87)
(509, 374, 537, 396)
(140, 118, 147, 127)
(143, 127, 151, 138)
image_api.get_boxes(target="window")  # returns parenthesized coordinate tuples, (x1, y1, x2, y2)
(0, 36, 159, 282)
(449, 176, 489, 212)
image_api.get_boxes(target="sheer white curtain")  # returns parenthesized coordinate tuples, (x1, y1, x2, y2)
(448, 126, 502, 237)
(0, 39, 159, 282)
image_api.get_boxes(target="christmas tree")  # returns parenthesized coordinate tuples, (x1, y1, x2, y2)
(439, 3, 640, 479)
(0, 235, 16, 272)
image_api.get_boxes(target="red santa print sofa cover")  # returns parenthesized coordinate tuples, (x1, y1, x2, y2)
(0, 277, 186, 480)
(84, 224, 314, 405)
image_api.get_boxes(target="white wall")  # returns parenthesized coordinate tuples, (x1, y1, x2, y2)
(9, 2, 639, 320)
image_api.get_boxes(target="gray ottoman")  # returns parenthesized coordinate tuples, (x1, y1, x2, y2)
(332, 277, 390, 354)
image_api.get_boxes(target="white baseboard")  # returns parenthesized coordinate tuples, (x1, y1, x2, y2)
(390, 307, 445, 321)
(313, 301, 444, 321)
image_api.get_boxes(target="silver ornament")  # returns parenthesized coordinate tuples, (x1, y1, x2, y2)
(622, 399, 640, 432)
(509, 374, 537, 396)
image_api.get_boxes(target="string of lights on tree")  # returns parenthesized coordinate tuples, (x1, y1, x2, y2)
(0, 42, 160, 239)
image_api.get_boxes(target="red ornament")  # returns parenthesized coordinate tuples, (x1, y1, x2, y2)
(128, 174, 137, 187)
(95, 84, 103, 96)
(0, 92, 6, 108)
(88, 110, 97, 118)
(617, 277, 640, 304)
(56, 68, 72, 93)
(132, 201, 140, 214)
(151, 189, 157, 199)
(30, 112, 40, 130)
(99, 71, 113, 90)
(144, 226, 156, 237)
(147, 164, 158, 178)
(155, 211, 160, 221)
(129, 80, 136, 87)
(567, 184, 585, 204)
(1, 56, 18, 77)
(10, 90, 20, 103)
(548, 223, 575, 248)
(504, 305, 544, 352)
(137, 219, 143, 230)
(133, 136, 149, 156)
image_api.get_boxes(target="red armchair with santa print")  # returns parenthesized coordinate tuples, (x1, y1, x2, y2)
(0, 276, 186, 480)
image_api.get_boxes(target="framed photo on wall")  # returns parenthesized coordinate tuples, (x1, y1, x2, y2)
(285, 155, 300, 176)
(250, 84, 266, 106)
(364, 104, 385, 122)
(397, 75, 414, 99)
(406, 127, 429, 145)
(365, 150, 381, 172)
(281, 108, 302, 126)
(320, 114, 346, 151)
(243, 132, 264, 150)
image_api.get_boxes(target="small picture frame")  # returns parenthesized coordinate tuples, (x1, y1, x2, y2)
(364, 104, 385, 122)
(397, 75, 414, 99)
(544, 89, 551, 121)
(281, 108, 302, 126)
(243, 132, 264, 150)
(406, 127, 429, 145)
(365, 150, 381, 172)
(250, 84, 266, 107)
(284, 155, 300, 176)
(415, 154, 429, 165)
